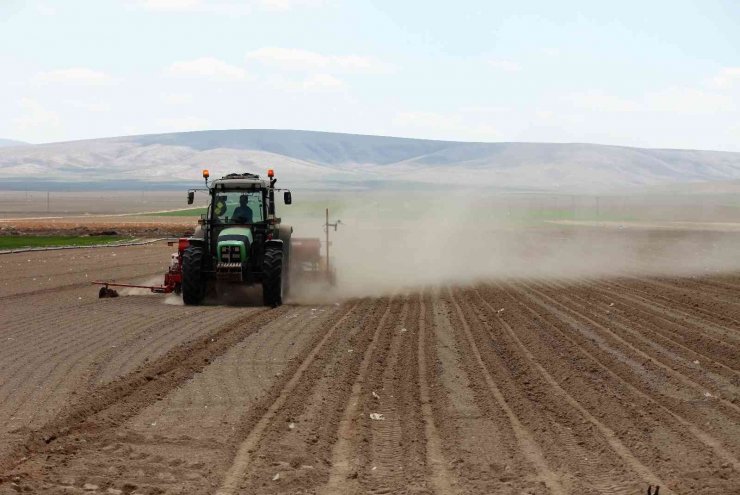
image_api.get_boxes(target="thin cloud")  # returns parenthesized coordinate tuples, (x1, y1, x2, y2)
(167, 57, 247, 80)
(128, 0, 249, 14)
(565, 90, 640, 113)
(156, 116, 211, 131)
(65, 100, 111, 112)
(35, 68, 113, 85)
(246, 47, 388, 73)
(566, 87, 733, 114)
(162, 92, 194, 105)
(36, 4, 57, 15)
(126, 0, 323, 14)
(713, 67, 740, 89)
(487, 59, 522, 72)
(257, 0, 325, 11)
(647, 86, 733, 114)
(267, 73, 345, 92)
(393, 111, 500, 141)
(15, 98, 61, 133)
(300, 73, 344, 90)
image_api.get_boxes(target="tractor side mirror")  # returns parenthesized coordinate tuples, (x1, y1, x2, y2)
(284, 191, 292, 205)
(187, 191, 194, 205)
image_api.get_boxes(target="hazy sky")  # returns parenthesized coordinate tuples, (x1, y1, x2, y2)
(1, 0, 739, 150)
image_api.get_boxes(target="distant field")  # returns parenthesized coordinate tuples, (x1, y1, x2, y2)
(515, 208, 638, 223)
(141, 207, 207, 217)
(0, 235, 129, 250)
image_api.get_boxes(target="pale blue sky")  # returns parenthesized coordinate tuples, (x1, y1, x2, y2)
(1, 0, 739, 150)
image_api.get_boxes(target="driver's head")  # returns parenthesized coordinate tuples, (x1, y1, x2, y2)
(239, 195, 249, 207)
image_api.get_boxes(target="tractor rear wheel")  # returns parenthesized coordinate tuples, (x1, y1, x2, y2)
(262, 245, 284, 307)
(182, 245, 206, 305)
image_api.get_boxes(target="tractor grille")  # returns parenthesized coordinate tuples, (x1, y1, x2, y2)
(220, 245, 241, 262)
(216, 262, 242, 271)
(216, 262, 243, 281)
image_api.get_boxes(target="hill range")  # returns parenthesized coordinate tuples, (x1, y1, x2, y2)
(1, 129, 739, 191)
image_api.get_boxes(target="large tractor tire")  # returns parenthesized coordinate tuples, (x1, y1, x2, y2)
(182, 245, 206, 305)
(262, 245, 284, 307)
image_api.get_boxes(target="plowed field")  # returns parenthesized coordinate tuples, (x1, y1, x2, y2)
(0, 242, 738, 494)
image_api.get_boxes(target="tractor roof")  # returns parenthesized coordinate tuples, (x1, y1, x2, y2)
(210, 172, 269, 190)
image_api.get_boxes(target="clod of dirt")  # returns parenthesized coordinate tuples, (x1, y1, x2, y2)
(369, 413, 385, 421)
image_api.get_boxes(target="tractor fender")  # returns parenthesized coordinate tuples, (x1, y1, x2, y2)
(188, 237, 205, 247)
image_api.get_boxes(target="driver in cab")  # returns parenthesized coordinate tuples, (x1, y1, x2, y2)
(232, 195, 253, 223)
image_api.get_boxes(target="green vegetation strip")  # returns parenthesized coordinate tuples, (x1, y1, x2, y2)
(0, 235, 130, 250)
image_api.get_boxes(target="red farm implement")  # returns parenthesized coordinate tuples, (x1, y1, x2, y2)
(93, 238, 187, 298)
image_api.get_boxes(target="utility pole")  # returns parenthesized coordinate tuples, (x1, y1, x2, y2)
(324, 208, 341, 277)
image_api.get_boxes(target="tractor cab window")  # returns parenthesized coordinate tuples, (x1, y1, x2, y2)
(212, 190, 264, 224)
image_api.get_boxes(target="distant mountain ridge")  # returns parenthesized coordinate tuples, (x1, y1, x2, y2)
(0, 138, 28, 148)
(132, 129, 453, 166)
(1, 129, 740, 191)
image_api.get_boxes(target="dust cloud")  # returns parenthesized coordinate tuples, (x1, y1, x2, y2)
(289, 191, 740, 299)
(113, 190, 740, 303)
(163, 293, 184, 305)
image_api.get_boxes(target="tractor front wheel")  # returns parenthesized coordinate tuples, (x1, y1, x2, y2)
(262, 245, 284, 307)
(182, 246, 206, 305)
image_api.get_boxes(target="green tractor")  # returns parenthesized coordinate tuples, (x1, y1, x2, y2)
(183, 169, 293, 307)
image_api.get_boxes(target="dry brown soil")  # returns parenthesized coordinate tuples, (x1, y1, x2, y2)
(0, 242, 738, 494)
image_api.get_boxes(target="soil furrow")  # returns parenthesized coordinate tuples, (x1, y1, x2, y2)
(609, 277, 740, 332)
(417, 291, 456, 494)
(0, 306, 275, 477)
(589, 279, 740, 348)
(556, 279, 740, 376)
(233, 298, 393, 494)
(474, 285, 721, 492)
(427, 288, 529, 493)
(354, 296, 430, 494)
(455, 286, 658, 494)
(445, 287, 566, 495)
(519, 280, 740, 416)
(489, 282, 740, 486)
(321, 296, 401, 494)
(214, 300, 365, 494)
(356, 297, 411, 493)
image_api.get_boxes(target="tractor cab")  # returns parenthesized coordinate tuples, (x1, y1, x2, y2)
(180, 170, 293, 307)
